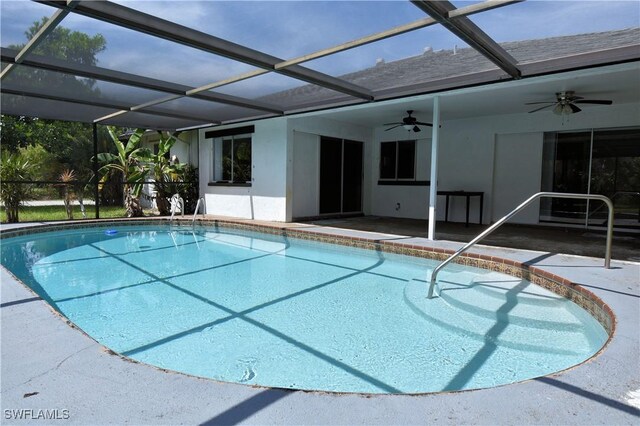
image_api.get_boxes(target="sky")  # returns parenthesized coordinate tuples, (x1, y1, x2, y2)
(1, 0, 639, 99)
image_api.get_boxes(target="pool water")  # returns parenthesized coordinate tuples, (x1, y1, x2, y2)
(1, 225, 608, 394)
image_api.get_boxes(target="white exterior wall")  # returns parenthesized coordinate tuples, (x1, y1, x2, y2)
(193, 98, 638, 224)
(492, 133, 543, 223)
(288, 116, 373, 219)
(291, 131, 320, 218)
(199, 118, 288, 221)
(171, 130, 197, 166)
(369, 103, 640, 224)
(371, 126, 432, 219)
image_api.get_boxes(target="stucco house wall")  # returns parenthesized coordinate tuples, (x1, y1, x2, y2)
(195, 95, 639, 225)
(199, 118, 288, 221)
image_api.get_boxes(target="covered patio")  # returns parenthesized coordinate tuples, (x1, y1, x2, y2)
(305, 215, 640, 262)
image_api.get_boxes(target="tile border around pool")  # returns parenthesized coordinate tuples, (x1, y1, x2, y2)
(0, 217, 615, 338)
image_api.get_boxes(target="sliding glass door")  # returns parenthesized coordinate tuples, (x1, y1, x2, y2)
(541, 128, 640, 229)
(589, 129, 640, 227)
(319, 137, 363, 215)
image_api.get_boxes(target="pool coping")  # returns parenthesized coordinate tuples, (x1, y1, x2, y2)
(1, 217, 639, 424)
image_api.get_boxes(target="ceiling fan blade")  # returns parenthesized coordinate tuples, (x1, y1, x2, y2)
(569, 103, 582, 113)
(574, 100, 613, 105)
(528, 104, 554, 113)
(385, 125, 402, 131)
(413, 126, 421, 133)
(383, 122, 402, 126)
(525, 101, 555, 105)
(414, 121, 433, 127)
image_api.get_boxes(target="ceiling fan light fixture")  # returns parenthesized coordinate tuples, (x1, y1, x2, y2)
(553, 104, 563, 115)
(384, 110, 432, 132)
(527, 91, 612, 115)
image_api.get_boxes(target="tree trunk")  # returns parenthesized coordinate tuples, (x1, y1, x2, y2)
(63, 186, 73, 220)
(6, 204, 18, 223)
(76, 189, 86, 219)
(124, 185, 143, 218)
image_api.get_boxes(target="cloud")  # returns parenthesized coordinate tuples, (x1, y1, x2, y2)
(114, 0, 223, 31)
(0, 0, 55, 46)
(471, 0, 640, 42)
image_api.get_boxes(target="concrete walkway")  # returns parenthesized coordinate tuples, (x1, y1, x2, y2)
(308, 216, 640, 262)
(1, 219, 639, 425)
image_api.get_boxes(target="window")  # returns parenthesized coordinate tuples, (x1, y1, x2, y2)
(380, 140, 415, 180)
(213, 134, 252, 183)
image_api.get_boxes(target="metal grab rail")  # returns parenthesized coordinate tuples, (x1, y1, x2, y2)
(169, 194, 184, 221)
(192, 197, 205, 225)
(587, 191, 640, 224)
(427, 192, 614, 299)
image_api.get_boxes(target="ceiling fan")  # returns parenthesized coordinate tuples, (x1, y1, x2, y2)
(384, 110, 432, 132)
(526, 91, 613, 115)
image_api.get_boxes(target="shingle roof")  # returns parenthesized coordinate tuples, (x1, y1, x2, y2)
(262, 28, 640, 108)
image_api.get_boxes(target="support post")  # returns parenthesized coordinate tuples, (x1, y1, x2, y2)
(428, 96, 440, 240)
(92, 123, 100, 219)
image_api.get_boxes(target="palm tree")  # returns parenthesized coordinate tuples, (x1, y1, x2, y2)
(97, 127, 150, 217)
(0, 151, 35, 223)
(58, 169, 76, 220)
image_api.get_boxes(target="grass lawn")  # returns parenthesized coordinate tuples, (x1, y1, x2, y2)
(1, 205, 157, 223)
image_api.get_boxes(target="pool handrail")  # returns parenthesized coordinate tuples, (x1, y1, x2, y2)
(192, 197, 205, 225)
(169, 194, 184, 221)
(427, 192, 614, 299)
(586, 191, 639, 224)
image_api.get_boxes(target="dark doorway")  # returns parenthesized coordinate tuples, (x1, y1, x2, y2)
(343, 140, 363, 213)
(319, 137, 363, 215)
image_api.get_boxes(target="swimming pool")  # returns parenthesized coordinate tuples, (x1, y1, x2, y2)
(0, 223, 608, 394)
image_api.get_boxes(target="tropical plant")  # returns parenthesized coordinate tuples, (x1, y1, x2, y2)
(177, 164, 199, 214)
(16, 143, 60, 199)
(142, 132, 184, 215)
(58, 169, 76, 220)
(97, 127, 150, 217)
(0, 150, 36, 223)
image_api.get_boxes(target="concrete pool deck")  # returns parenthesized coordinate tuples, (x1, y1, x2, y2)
(1, 218, 639, 425)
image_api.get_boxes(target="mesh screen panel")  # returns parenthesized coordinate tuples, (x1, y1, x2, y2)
(3, 63, 171, 107)
(2, 93, 117, 123)
(1, 0, 637, 129)
(469, 1, 640, 63)
(1, 0, 55, 48)
(100, 111, 204, 131)
(214, 72, 359, 111)
(50, 9, 257, 87)
(118, 0, 427, 60)
(149, 97, 276, 124)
